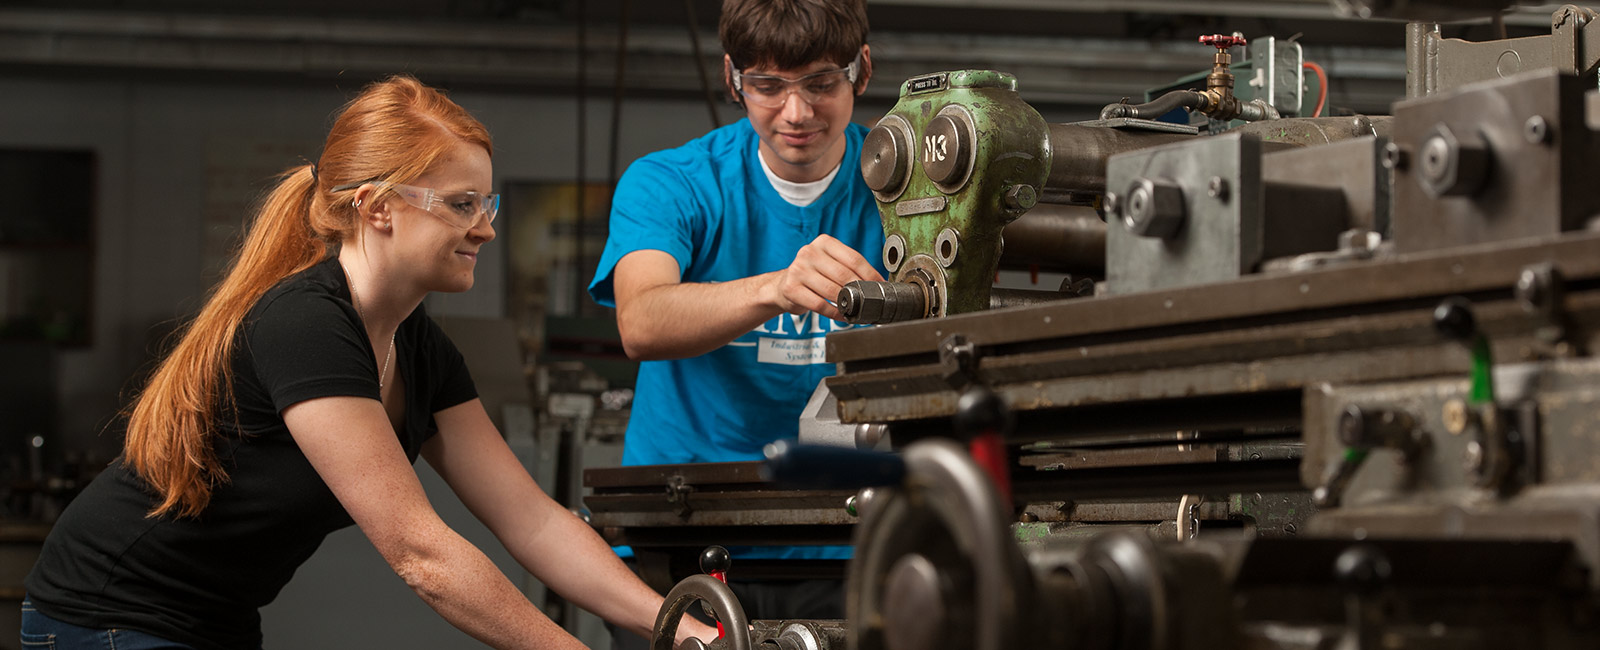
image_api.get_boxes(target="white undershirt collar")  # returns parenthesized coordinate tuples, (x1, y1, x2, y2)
(759, 151, 840, 208)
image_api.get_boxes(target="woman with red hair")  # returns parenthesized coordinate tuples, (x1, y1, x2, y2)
(22, 75, 712, 650)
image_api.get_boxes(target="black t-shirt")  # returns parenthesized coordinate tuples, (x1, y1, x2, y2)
(25, 257, 478, 650)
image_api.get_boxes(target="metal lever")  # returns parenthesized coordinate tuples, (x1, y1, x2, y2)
(1434, 297, 1515, 489)
(761, 439, 907, 490)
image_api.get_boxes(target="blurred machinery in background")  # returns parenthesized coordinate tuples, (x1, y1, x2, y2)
(584, 2, 1600, 649)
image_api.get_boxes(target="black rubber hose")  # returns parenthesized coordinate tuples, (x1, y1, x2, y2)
(1099, 90, 1205, 121)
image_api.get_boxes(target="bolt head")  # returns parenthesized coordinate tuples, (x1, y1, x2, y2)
(1382, 142, 1408, 171)
(1417, 123, 1490, 198)
(1004, 184, 1038, 211)
(1122, 177, 1187, 239)
(1515, 266, 1545, 307)
(1206, 176, 1230, 201)
(1525, 115, 1553, 145)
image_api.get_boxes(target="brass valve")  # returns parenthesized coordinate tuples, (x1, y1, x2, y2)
(1196, 34, 1248, 121)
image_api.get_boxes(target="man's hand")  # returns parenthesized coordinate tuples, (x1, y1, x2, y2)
(766, 234, 884, 321)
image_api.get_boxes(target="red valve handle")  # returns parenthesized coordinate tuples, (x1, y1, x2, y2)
(1199, 34, 1247, 49)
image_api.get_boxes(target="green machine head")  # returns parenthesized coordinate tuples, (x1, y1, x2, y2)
(842, 70, 1052, 322)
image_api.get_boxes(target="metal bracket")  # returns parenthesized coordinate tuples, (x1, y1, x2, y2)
(665, 475, 696, 517)
(939, 333, 980, 391)
(1515, 262, 1583, 357)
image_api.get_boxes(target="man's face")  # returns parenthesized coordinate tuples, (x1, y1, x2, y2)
(730, 46, 871, 183)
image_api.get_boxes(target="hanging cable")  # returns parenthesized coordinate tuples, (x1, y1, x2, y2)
(574, 0, 588, 316)
(683, 0, 722, 129)
(1303, 60, 1328, 118)
(607, 0, 632, 192)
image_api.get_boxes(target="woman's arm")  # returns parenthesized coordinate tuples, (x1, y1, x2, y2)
(425, 399, 718, 646)
(282, 396, 583, 650)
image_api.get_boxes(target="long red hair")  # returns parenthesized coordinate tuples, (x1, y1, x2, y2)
(125, 76, 493, 518)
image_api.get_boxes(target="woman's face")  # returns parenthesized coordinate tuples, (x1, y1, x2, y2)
(383, 139, 496, 294)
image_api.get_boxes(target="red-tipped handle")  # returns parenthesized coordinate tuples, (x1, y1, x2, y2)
(1199, 34, 1247, 49)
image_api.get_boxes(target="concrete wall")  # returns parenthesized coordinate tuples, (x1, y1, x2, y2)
(0, 76, 765, 459)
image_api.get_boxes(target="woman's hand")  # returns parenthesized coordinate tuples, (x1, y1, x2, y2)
(675, 618, 720, 648)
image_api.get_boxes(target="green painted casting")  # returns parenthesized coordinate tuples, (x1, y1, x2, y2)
(875, 69, 1051, 315)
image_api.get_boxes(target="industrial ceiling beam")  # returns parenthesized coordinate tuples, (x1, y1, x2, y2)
(0, 7, 1412, 115)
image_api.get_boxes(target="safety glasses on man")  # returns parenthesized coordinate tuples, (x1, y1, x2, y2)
(731, 54, 861, 109)
(333, 180, 500, 228)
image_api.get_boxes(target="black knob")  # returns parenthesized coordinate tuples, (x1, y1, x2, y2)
(700, 545, 732, 575)
(1334, 544, 1392, 596)
(1432, 297, 1478, 342)
(954, 384, 1012, 439)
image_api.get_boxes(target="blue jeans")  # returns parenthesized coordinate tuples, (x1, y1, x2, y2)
(20, 598, 196, 650)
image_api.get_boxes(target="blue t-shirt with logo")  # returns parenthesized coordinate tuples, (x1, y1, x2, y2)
(589, 118, 884, 559)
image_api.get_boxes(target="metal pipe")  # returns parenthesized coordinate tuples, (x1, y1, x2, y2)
(1044, 123, 1194, 195)
(999, 205, 1106, 274)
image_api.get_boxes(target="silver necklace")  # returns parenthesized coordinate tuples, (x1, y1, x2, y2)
(343, 267, 395, 391)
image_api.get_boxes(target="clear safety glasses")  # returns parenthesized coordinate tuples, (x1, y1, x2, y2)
(731, 54, 861, 109)
(333, 180, 499, 229)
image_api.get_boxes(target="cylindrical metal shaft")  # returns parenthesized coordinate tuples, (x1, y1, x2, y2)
(998, 205, 1105, 275)
(1044, 123, 1193, 196)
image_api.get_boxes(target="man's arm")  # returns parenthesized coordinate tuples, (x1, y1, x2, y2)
(615, 234, 882, 360)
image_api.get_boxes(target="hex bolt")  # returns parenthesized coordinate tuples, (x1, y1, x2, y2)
(1122, 177, 1187, 239)
(1417, 123, 1491, 198)
(1338, 228, 1381, 253)
(1004, 184, 1038, 211)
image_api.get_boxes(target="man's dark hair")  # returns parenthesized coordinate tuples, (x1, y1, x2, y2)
(719, 0, 869, 71)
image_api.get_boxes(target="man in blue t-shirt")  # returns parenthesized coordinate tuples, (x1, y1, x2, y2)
(588, 0, 884, 635)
